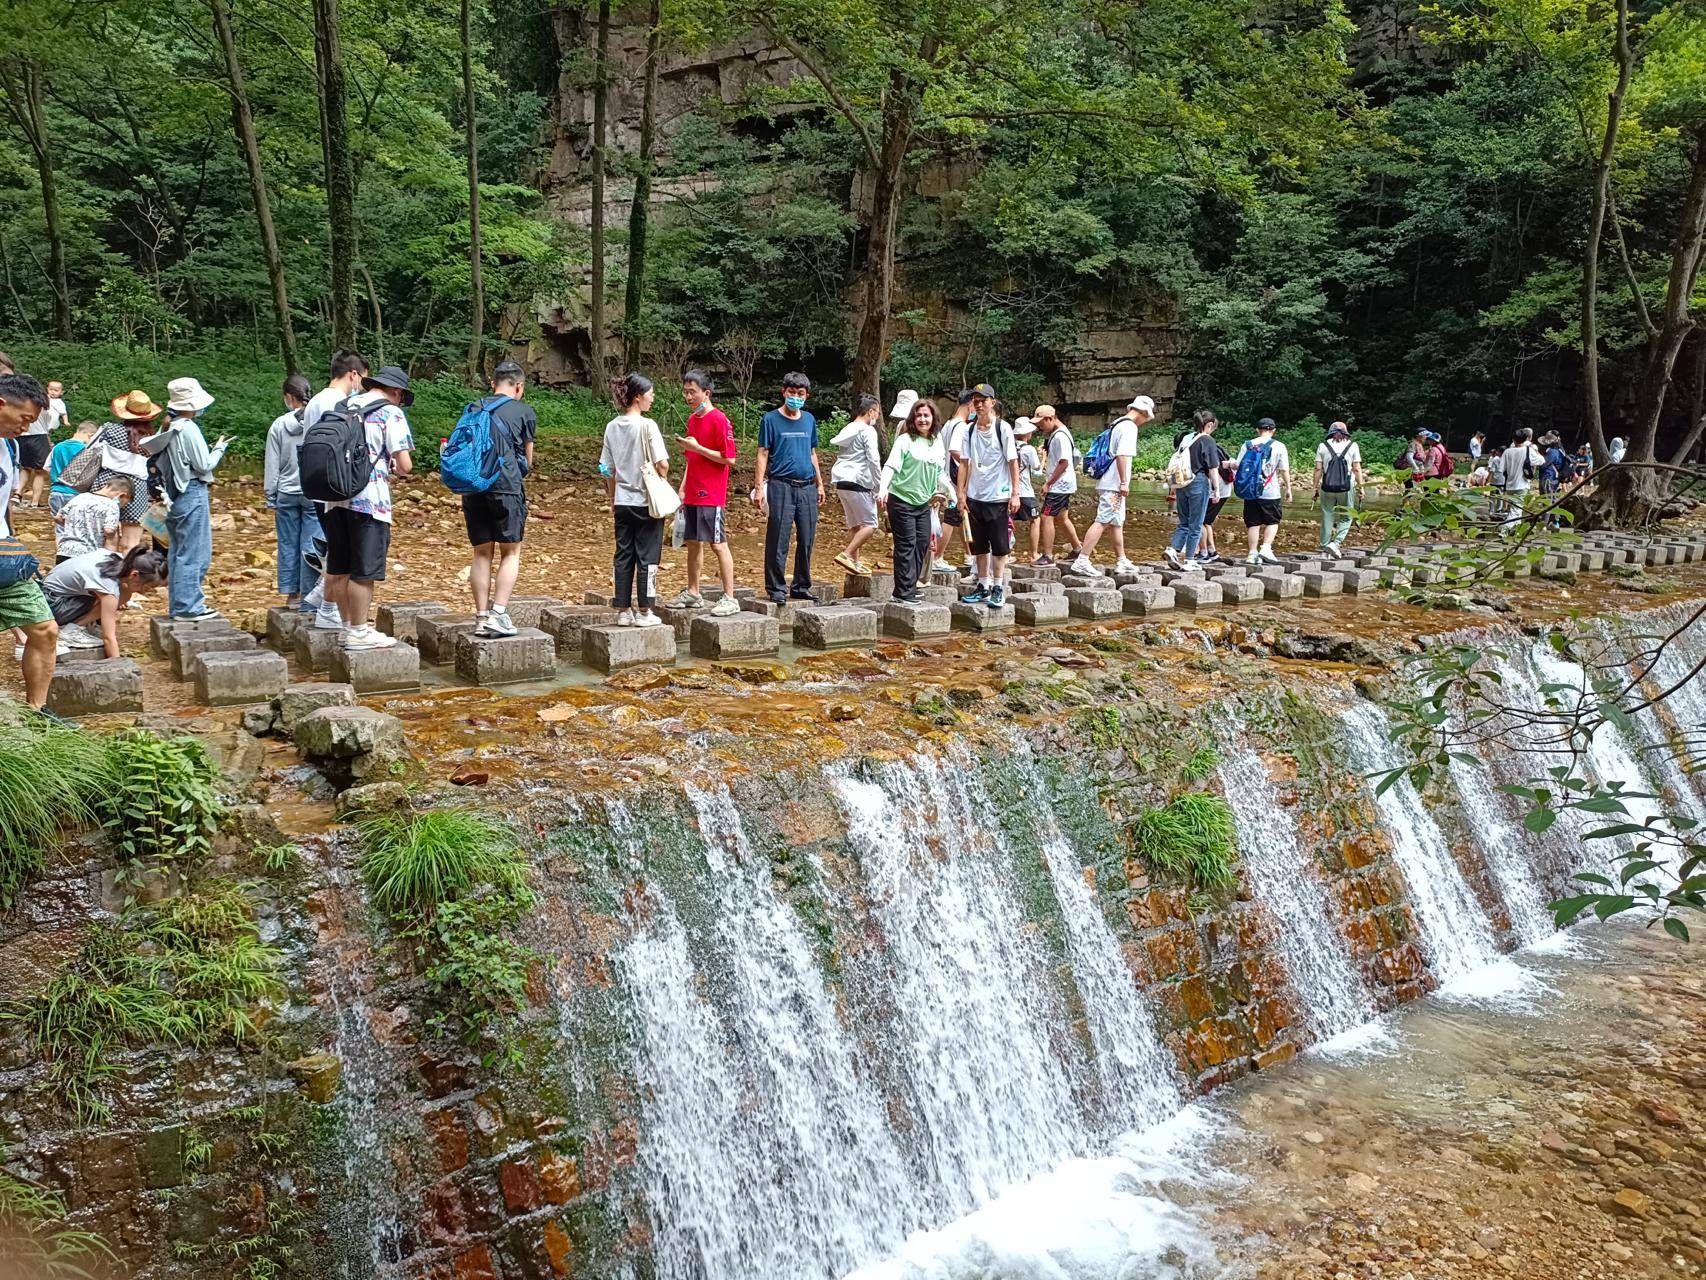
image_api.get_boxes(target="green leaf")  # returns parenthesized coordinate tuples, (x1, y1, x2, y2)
(1524, 807, 1557, 834)
(1662, 917, 1690, 942)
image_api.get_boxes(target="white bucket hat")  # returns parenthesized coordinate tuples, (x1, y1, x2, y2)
(166, 377, 214, 415)
(1126, 394, 1156, 415)
(889, 389, 919, 420)
(1013, 416, 1037, 437)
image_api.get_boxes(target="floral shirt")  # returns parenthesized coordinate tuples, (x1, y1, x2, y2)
(329, 392, 413, 523)
(57, 493, 120, 559)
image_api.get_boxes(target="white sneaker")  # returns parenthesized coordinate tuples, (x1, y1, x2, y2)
(303, 582, 324, 610)
(617, 609, 636, 627)
(1258, 548, 1282, 564)
(1069, 555, 1095, 576)
(483, 608, 518, 637)
(1246, 554, 1262, 565)
(341, 626, 397, 651)
(1113, 558, 1139, 575)
(668, 589, 703, 609)
(931, 558, 954, 573)
(314, 602, 344, 631)
(1163, 547, 1183, 568)
(633, 611, 664, 628)
(708, 595, 741, 617)
(1326, 542, 1342, 557)
(59, 623, 103, 650)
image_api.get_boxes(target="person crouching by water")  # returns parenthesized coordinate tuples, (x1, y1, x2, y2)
(877, 397, 947, 603)
(43, 546, 168, 658)
(601, 373, 669, 628)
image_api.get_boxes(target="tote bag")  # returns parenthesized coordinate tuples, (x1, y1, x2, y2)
(640, 423, 681, 521)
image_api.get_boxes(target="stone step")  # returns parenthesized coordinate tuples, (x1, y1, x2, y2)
(1122, 584, 1176, 615)
(293, 624, 343, 675)
(148, 612, 228, 660)
(882, 600, 953, 637)
(170, 629, 257, 680)
(266, 606, 310, 653)
(1013, 594, 1070, 625)
(950, 601, 1014, 631)
(1065, 586, 1123, 619)
(794, 605, 879, 649)
(584, 622, 676, 672)
(454, 629, 555, 685)
(689, 612, 780, 659)
(376, 600, 453, 644)
(47, 657, 144, 717)
(194, 649, 288, 707)
(417, 615, 480, 665)
(540, 604, 620, 660)
(843, 571, 894, 603)
(333, 642, 424, 694)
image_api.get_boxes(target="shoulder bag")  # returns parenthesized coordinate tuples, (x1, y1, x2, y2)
(639, 422, 681, 521)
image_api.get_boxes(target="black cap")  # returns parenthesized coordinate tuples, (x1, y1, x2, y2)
(361, 364, 414, 407)
(492, 360, 524, 383)
(1256, 417, 1276, 430)
(971, 382, 997, 399)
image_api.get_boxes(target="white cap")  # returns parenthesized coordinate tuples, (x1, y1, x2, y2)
(166, 377, 215, 414)
(1012, 416, 1037, 437)
(889, 389, 919, 420)
(1127, 394, 1156, 415)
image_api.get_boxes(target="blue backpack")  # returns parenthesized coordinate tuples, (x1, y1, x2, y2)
(1233, 439, 1273, 499)
(1084, 425, 1116, 479)
(440, 395, 515, 495)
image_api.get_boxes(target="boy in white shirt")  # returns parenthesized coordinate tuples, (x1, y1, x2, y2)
(1012, 417, 1043, 562)
(1071, 394, 1150, 576)
(1235, 417, 1292, 564)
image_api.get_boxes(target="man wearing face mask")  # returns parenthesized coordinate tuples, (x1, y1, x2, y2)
(754, 371, 824, 604)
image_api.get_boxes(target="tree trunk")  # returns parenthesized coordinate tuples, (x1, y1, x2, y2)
(1578, 0, 1634, 462)
(1639, 125, 1706, 457)
(621, 0, 662, 372)
(0, 63, 72, 339)
(849, 70, 914, 400)
(460, 0, 485, 382)
(313, 0, 359, 350)
(588, 0, 610, 384)
(209, 0, 299, 376)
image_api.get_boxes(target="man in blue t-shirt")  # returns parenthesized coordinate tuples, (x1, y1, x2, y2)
(754, 371, 824, 603)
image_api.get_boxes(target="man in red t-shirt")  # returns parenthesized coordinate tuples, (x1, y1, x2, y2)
(670, 370, 743, 615)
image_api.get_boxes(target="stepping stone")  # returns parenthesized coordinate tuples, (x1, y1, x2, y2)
(1060, 572, 1110, 589)
(332, 642, 424, 694)
(1403, 564, 1445, 584)
(1172, 579, 1223, 609)
(417, 615, 480, 665)
(1159, 568, 1207, 586)
(540, 605, 620, 660)
(1218, 577, 1266, 604)
(950, 602, 1015, 631)
(1009, 564, 1061, 582)
(1065, 587, 1122, 619)
(171, 629, 257, 680)
(882, 601, 953, 638)
(1578, 549, 1609, 571)
(1114, 571, 1165, 588)
(1299, 570, 1345, 597)
(930, 569, 962, 588)
(293, 625, 343, 675)
(276, 683, 356, 734)
(266, 607, 310, 654)
(689, 612, 780, 659)
(1013, 581, 1064, 597)
(810, 582, 843, 605)
(376, 601, 453, 644)
(584, 623, 676, 672)
(453, 629, 554, 685)
(46, 658, 144, 717)
(1644, 546, 1672, 566)
(1013, 594, 1070, 626)
(843, 571, 895, 603)
(1372, 565, 1411, 588)
(194, 649, 288, 707)
(583, 591, 615, 606)
(653, 603, 700, 643)
(916, 585, 960, 606)
(793, 605, 879, 649)
(740, 598, 812, 631)
(501, 596, 564, 628)
(1338, 569, 1383, 594)
(149, 613, 228, 660)
(700, 585, 757, 603)
(1121, 584, 1176, 615)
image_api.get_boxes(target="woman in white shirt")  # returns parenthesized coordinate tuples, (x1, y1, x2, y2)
(829, 393, 883, 575)
(599, 373, 669, 627)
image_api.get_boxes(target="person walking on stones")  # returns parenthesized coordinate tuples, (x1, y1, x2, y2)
(957, 390, 1020, 609)
(302, 350, 370, 632)
(321, 366, 414, 650)
(936, 389, 977, 572)
(1034, 404, 1078, 566)
(158, 377, 228, 620)
(1234, 417, 1291, 565)
(43, 546, 168, 659)
(878, 397, 948, 604)
(1070, 394, 1149, 577)
(1164, 408, 1225, 567)
(670, 369, 741, 617)
(0, 372, 60, 709)
(462, 361, 537, 637)
(1012, 415, 1043, 562)
(92, 390, 162, 552)
(264, 374, 319, 613)
(1498, 428, 1544, 530)
(1312, 421, 1364, 556)
(829, 392, 884, 577)
(602, 373, 669, 628)
(754, 371, 822, 605)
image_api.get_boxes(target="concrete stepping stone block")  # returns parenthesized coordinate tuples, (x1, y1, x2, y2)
(501, 596, 564, 628)
(1402, 564, 1444, 585)
(584, 623, 677, 672)
(916, 584, 960, 605)
(266, 607, 310, 653)
(333, 642, 425, 694)
(1299, 570, 1345, 596)
(1218, 577, 1266, 604)
(293, 625, 343, 675)
(653, 603, 700, 642)
(171, 629, 257, 680)
(1013, 594, 1070, 626)
(1121, 584, 1176, 615)
(793, 605, 879, 649)
(1644, 545, 1672, 566)
(1013, 581, 1064, 597)
(540, 605, 620, 659)
(1172, 579, 1223, 609)
(417, 615, 479, 665)
(1370, 565, 1409, 588)
(47, 658, 143, 717)
(1060, 571, 1110, 589)
(843, 571, 895, 603)
(740, 598, 813, 631)
(690, 612, 780, 659)
(882, 600, 953, 637)
(194, 649, 288, 707)
(810, 582, 843, 605)
(1009, 564, 1061, 582)
(376, 601, 453, 644)
(1114, 571, 1165, 588)
(1066, 587, 1123, 619)
(930, 569, 962, 588)
(1577, 549, 1609, 571)
(950, 602, 1015, 631)
(1338, 569, 1383, 594)
(276, 683, 356, 734)
(583, 591, 615, 606)
(149, 612, 228, 660)
(453, 629, 554, 685)
(1159, 568, 1207, 586)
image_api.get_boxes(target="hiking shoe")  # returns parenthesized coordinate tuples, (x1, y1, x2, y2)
(1163, 547, 1183, 568)
(789, 589, 815, 601)
(708, 595, 742, 617)
(1245, 554, 1262, 565)
(988, 584, 1006, 609)
(1034, 555, 1055, 567)
(1113, 558, 1139, 575)
(668, 589, 702, 609)
(1068, 555, 1094, 576)
(58, 623, 103, 650)
(833, 552, 860, 575)
(484, 609, 518, 637)
(1326, 541, 1342, 557)
(633, 611, 664, 628)
(617, 609, 636, 627)
(474, 611, 493, 635)
(314, 603, 344, 631)
(962, 584, 989, 604)
(1258, 548, 1282, 564)
(342, 627, 397, 651)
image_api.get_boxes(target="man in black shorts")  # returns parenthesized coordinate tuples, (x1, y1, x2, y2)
(463, 362, 536, 637)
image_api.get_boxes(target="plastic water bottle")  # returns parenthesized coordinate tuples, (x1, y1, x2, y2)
(598, 461, 612, 477)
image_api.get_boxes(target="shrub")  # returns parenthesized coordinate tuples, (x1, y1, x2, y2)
(358, 810, 530, 915)
(103, 732, 222, 868)
(1128, 792, 1238, 889)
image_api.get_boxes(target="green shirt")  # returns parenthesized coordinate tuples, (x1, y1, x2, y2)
(880, 433, 947, 508)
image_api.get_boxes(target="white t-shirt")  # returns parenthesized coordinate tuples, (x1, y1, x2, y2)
(1096, 418, 1138, 492)
(1044, 428, 1077, 495)
(1016, 442, 1041, 500)
(28, 397, 67, 437)
(600, 412, 668, 507)
(963, 421, 1018, 503)
(1314, 440, 1361, 476)
(1501, 443, 1542, 492)
(303, 384, 357, 429)
(943, 416, 970, 462)
(829, 419, 881, 491)
(1235, 437, 1290, 500)
(0, 441, 17, 536)
(326, 391, 413, 522)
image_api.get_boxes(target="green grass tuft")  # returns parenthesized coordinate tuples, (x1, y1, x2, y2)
(358, 810, 530, 915)
(0, 720, 117, 908)
(1128, 792, 1238, 890)
(0, 1163, 114, 1277)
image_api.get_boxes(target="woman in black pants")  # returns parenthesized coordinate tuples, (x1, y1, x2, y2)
(599, 373, 669, 627)
(877, 398, 948, 602)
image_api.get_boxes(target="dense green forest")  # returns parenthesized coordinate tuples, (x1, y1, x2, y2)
(0, 0, 1701, 514)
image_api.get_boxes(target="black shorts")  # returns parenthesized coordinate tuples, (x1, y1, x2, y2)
(17, 436, 49, 470)
(462, 490, 527, 546)
(1205, 498, 1227, 526)
(681, 503, 726, 544)
(1012, 497, 1040, 522)
(941, 505, 963, 528)
(323, 506, 391, 581)
(966, 498, 1013, 557)
(1041, 492, 1072, 517)
(1242, 498, 1284, 528)
(44, 587, 97, 627)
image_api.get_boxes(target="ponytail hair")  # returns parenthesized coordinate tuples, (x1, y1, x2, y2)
(611, 372, 654, 411)
(1193, 408, 1218, 430)
(119, 546, 168, 587)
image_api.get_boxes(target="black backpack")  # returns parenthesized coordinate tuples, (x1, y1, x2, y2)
(1321, 441, 1353, 493)
(300, 397, 373, 502)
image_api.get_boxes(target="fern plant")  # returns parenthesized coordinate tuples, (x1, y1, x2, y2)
(0, 1164, 113, 1278)
(102, 732, 222, 869)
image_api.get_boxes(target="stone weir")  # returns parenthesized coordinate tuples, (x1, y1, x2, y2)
(4, 567, 1706, 1279)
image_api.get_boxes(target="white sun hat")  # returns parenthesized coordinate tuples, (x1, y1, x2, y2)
(889, 389, 919, 419)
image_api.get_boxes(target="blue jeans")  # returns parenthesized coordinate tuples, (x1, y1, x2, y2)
(167, 481, 213, 617)
(1170, 475, 1210, 556)
(273, 492, 323, 599)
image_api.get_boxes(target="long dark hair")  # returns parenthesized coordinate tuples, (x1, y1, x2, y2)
(1193, 409, 1218, 431)
(611, 372, 654, 411)
(118, 546, 167, 586)
(902, 399, 938, 439)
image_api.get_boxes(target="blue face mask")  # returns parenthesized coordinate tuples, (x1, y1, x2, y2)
(785, 394, 807, 411)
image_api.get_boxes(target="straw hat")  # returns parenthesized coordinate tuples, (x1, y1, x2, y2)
(110, 389, 163, 421)
(889, 389, 919, 420)
(166, 377, 214, 415)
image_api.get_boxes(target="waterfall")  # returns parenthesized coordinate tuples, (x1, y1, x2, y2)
(1217, 744, 1375, 1039)
(1445, 753, 1555, 946)
(1341, 703, 1502, 985)
(1597, 609, 1706, 824)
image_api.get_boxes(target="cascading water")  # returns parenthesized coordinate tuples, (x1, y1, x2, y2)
(1340, 702, 1502, 985)
(1594, 609, 1706, 823)
(1217, 743, 1375, 1039)
(1445, 751, 1555, 946)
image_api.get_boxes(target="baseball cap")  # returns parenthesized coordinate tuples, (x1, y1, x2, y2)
(1128, 395, 1156, 414)
(1256, 416, 1277, 431)
(1031, 403, 1057, 420)
(970, 382, 997, 400)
